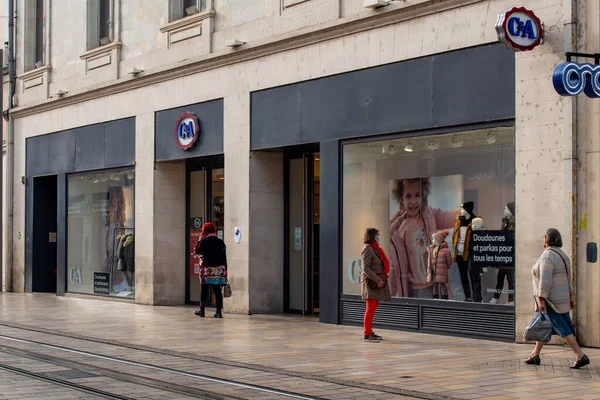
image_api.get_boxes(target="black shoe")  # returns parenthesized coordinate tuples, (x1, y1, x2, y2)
(194, 309, 205, 317)
(363, 332, 382, 342)
(524, 355, 541, 365)
(214, 311, 223, 318)
(570, 355, 590, 369)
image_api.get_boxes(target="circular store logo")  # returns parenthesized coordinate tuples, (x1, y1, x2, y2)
(496, 7, 544, 52)
(174, 112, 200, 150)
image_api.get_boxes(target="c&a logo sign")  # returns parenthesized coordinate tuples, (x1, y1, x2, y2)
(496, 7, 544, 52)
(174, 112, 200, 150)
(553, 62, 600, 98)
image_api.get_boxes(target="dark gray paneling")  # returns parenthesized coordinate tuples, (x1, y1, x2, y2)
(319, 140, 340, 324)
(75, 126, 105, 171)
(250, 85, 301, 148)
(251, 43, 515, 150)
(26, 117, 135, 177)
(105, 119, 136, 167)
(155, 99, 224, 161)
(300, 57, 433, 143)
(56, 174, 67, 296)
(432, 45, 515, 126)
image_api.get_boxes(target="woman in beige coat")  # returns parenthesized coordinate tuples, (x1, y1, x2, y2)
(525, 228, 590, 369)
(361, 228, 392, 342)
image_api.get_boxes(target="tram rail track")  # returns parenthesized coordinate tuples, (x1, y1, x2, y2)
(0, 334, 322, 400)
(0, 321, 456, 400)
(0, 361, 135, 400)
(0, 345, 242, 400)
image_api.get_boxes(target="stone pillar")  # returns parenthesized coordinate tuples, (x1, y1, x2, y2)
(576, 0, 600, 347)
(248, 152, 284, 313)
(514, 3, 569, 341)
(153, 163, 186, 305)
(135, 113, 186, 305)
(223, 93, 251, 314)
(134, 113, 155, 304)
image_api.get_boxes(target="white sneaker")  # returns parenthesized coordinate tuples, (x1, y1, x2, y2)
(489, 298, 498, 305)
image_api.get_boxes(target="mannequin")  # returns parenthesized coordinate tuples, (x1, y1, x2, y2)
(427, 230, 452, 300)
(491, 202, 515, 305)
(117, 230, 135, 292)
(469, 217, 486, 302)
(452, 201, 476, 301)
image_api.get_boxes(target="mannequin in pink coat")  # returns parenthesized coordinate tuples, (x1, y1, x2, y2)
(428, 230, 452, 300)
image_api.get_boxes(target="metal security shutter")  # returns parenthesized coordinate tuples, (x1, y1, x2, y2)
(421, 306, 514, 339)
(341, 299, 419, 329)
(341, 296, 515, 340)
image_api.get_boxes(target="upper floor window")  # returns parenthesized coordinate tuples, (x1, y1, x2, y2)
(87, 0, 113, 50)
(24, 0, 44, 71)
(168, 0, 207, 22)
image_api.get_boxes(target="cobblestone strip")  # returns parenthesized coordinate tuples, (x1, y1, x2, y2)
(0, 321, 457, 400)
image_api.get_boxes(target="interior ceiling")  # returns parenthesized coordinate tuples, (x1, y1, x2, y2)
(348, 126, 514, 154)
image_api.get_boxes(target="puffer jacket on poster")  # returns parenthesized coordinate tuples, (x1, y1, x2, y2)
(389, 206, 457, 297)
(427, 242, 452, 284)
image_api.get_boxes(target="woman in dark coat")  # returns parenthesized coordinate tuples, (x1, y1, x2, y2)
(361, 228, 392, 342)
(194, 223, 228, 318)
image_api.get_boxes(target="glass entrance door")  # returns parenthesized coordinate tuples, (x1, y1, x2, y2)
(286, 153, 320, 314)
(186, 164, 225, 304)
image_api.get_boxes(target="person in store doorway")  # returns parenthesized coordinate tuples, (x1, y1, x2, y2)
(525, 228, 590, 369)
(361, 228, 391, 342)
(194, 222, 228, 318)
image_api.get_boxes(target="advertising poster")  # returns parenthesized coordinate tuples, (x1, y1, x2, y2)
(189, 217, 203, 275)
(389, 175, 463, 299)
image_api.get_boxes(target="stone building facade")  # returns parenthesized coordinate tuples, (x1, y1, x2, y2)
(4, 0, 600, 346)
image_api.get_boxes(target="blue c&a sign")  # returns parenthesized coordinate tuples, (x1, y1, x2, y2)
(174, 112, 200, 150)
(553, 62, 600, 98)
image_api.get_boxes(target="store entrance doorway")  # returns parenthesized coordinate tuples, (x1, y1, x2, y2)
(285, 152, 320, 315)
(32, 175, 58, 293)
(185, 159, 225, 305)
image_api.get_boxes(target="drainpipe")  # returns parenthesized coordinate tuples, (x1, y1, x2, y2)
(4, 0, 15, 292)
(563, 0, 578, 329)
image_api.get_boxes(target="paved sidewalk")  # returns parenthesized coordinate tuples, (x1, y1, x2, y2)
(1, 293, 600, 400)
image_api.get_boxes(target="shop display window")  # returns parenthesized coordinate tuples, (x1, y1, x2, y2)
(67, 169, 135, 298)
(342, 127, 515, 305)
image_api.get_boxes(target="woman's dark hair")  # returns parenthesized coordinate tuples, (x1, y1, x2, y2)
(546, 228, 563, 248)
(391, 178, 431, 213)
(364, 228, 379, 244)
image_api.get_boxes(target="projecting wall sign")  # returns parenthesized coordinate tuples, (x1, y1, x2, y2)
(495, 7, 544, 52)
(553, 62, 600, 98)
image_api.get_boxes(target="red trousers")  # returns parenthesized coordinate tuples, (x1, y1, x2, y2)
(363, 299, 379, 336)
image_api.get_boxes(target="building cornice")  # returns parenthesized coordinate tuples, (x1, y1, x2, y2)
(11, 0, 483, 119)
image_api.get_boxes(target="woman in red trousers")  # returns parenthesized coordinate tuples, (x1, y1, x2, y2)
(361, 228, 392, 341)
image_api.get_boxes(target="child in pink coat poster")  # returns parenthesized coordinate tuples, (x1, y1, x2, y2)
(389, 177, 458, 298)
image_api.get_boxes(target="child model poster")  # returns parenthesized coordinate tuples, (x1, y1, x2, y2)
(389, 175, 463, 299)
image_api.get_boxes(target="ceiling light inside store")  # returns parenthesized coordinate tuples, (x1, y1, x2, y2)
(127, 173, 134, 180)
(388, 145, 397, 155)
(449, 136, 464, 148)
(404, 143, 413, 153)
(426, 140, 440, 151)
(486, 133, 497, 145)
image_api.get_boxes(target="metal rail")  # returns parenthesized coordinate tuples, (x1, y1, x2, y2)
(0, 334, 321, 400)
(0, 362, 135, 400)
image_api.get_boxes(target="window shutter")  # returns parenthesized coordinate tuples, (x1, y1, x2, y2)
(168, 0, 184, 22)
(87, 0, 100, 50)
